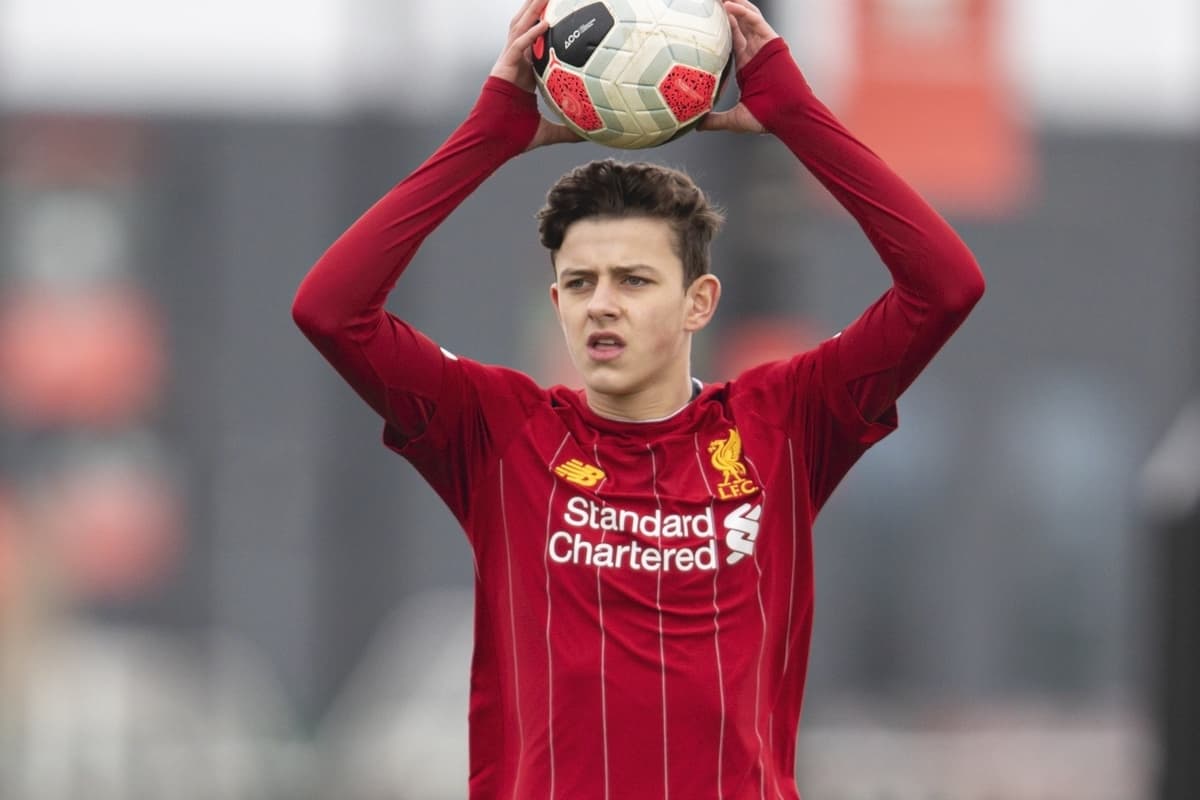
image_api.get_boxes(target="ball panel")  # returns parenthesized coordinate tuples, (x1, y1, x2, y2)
(585, 43, 622, 77)
(641, 108, 678, 133)
(584, 75, 642, 136)
(597, 19, 657, 75)
(619, 39, 676, 90)
(588, 130, 625, 144)
(667, 41, 702, 68)
(660, 1, 733, 32)
(596, 73, 659, 138)
(604, 0, 646, 24)
(545, 68, 605, 131)
(547, 3, 615, 69)
(663, 0, 718, 17)
(592, 126, 655, 148)
(608, 107, 643, 136)
(674, 42, 730, 75)
(659, 3, 734, 62)
(544, 0, 606, 23)
(634, 85, 662, 111)
(664, 27, 734, 78)
(658, 65, 717, 122)
(659, 19, 725, 41)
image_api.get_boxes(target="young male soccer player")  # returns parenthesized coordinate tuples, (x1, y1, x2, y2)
(293, 0, 985, 797)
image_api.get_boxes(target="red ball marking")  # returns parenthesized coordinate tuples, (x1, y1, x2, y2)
(533, 31, 546, 61)
(659, 65, 718, 123)
(546, 68, 604, 132)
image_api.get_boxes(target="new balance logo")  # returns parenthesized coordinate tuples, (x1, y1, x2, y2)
(554, 459, 606, 488)
(724, 502, 762, 565)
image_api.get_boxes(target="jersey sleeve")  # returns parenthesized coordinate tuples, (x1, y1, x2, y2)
(291, 78, 542, 522)
(380, 342, 542, 526)
(728, 39, 985, 510)
(731, 341, 891, 512)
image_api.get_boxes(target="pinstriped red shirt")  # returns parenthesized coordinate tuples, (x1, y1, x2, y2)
(294, 38, 984, 800)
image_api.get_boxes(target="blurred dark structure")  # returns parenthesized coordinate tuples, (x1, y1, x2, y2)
(1153, 134, 1200, 800)
(1159, 494, 1200, 800)
(1146, 162, 1200, 796)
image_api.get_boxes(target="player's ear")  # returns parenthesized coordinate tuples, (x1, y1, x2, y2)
(684, 274, 721, 332)
(549, 281, 562, 318)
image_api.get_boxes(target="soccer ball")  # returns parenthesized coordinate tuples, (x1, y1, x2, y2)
(532, 0, 734, 149)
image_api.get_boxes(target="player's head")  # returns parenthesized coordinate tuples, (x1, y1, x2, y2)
(537, 160, 724, 418)
(537, 159, 724, 287)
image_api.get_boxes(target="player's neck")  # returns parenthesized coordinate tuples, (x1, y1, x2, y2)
(584, 375, 697, 423)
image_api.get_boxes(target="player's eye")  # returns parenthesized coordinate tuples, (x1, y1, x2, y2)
(563, 278, 590, 290)
(623, 275, 649, 286)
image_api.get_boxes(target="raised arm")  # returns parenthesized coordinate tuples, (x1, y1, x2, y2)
(292, 0, 575, 439)
(704, 0, 985, 425)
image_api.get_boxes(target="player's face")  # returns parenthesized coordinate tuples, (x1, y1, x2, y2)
(550, 216, 719, 418)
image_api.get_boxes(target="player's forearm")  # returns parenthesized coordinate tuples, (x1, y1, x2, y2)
(292, 78, 539, 341)
(738, 40, 985, 317)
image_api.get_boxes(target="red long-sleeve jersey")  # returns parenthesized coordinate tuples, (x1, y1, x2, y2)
(294, 38, 983, 800)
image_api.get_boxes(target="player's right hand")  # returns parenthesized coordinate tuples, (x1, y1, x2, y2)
(490, 0, 549, 93)
(491, 0, 582, 151)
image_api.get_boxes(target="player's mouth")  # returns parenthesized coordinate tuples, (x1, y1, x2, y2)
(586, 332, 626, 362)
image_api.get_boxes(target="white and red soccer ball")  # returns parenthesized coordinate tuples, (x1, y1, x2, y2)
(533, 0, 734, 149)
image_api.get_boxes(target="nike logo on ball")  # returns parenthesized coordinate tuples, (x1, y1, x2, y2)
(675, 77, 704, 104)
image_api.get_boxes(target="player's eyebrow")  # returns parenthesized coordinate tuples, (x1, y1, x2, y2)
(610, 263, 660, 276)
(559, 263, 661, 281)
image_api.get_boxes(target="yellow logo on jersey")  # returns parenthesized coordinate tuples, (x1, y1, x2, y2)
(554, 459, 607, 489)
(708, 428, 759, 500)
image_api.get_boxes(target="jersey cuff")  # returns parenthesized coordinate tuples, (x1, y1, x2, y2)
(475, 77, 541, 156)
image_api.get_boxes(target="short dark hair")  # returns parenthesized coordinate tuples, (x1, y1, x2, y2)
(536, 159, 725, 287)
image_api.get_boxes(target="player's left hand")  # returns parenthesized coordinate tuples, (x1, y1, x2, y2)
(723, 0, 780, 71)
(699, 0, 779, 134)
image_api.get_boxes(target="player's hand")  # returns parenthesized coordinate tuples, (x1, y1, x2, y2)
(527, 116, 583, 151)
(699, 0, 779, 134)
(490, 0, 549, 92)
(491, 0, 583, 150)
(723, 0, 780, 71)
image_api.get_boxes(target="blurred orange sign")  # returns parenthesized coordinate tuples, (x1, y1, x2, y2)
(837, 0, 1033, 216)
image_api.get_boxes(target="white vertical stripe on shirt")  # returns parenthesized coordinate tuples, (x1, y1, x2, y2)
(782, 439, 797, 676)
(693, 433, 725, 800)
(769, 713, 785, 800)
(469, 543, 482, 583)
(498, 461, 526, 767)
(543, 433, 571, 799)
(744, 455, 769, 800)
(646, 443, 670, 800)
(592, 444, 612, 800)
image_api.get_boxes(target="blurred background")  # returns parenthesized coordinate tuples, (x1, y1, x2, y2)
(1, 0, 1197, 798)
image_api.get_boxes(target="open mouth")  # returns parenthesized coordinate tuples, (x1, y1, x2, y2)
(586, 332, 626, 361)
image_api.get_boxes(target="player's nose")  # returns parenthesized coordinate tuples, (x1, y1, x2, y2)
(586, 280, 620, 320)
